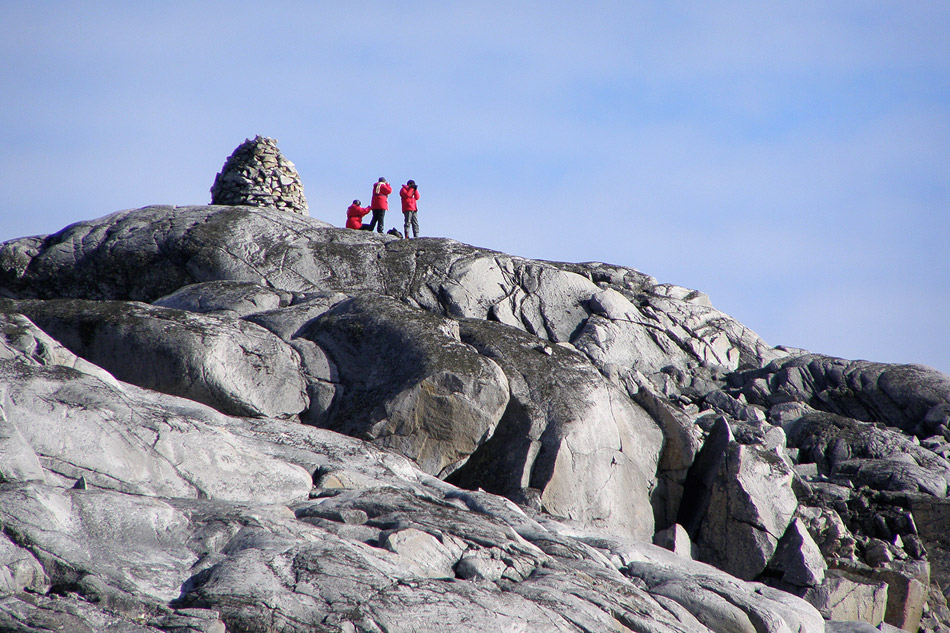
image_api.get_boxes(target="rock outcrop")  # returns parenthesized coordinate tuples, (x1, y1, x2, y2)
(1, 201, 949, 633)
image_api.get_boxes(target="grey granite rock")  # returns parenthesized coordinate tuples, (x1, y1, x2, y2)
(153, 280, 292, 316)
(0, 356, 312, 503)
(788, 411, 950, 496)
(733, 354, 950, 435)
(1, 202, 948, 631)
(2, 298, 309, 419)
(450, 317, 664, 540)
(801, 569, 889, 626)
(299, 294, 510, 478)
(694, 442, 799, 580)
(766, 518, 827, 587)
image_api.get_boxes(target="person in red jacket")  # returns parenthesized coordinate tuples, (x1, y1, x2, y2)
(399, 180, 420, 238)
(345, 200, 372, 230)
(365, 177, 392, 233)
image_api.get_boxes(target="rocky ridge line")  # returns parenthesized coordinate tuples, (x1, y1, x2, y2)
(0, 199, 948, 632)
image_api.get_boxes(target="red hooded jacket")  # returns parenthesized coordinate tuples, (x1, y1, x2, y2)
(345, 203, 371, 229)
(371, 181, 392, 210)
(400, 185, 419, 212)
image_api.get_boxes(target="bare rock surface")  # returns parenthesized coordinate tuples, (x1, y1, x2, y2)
(1, 298, 309, 419)
(1, 202, 949, 631)
(0, 330, 828, 632)
(694, 442, 799, 580)
(449, 316, 664, 540)
(298, 293, 510, 478)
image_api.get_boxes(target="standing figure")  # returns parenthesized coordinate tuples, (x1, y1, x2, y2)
(345, 199, 372, 230)
(366, 177, 392, 233)
(400, 180, 420, 238)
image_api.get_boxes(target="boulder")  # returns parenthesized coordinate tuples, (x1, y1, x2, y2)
(3, 298, 309, 419)
(300, 294, 509, 478)
(448, 317, 663, 541)
(653, 523, 694, 559)
(829, 560, 930, 632)
(907, 494, 950, 586)
(801, 569, 889, 625)
(732, 354, 950, 435)
(153, 280, 292, 316)
(0, 357, 312, 503)
(380, 528, 458, 579)
(766, 518, 827, 588)
(694, 441, 799, 580)
(787, 411, 950, 496)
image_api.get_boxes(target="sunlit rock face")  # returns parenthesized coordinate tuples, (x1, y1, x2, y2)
(1, 201, 948, 633)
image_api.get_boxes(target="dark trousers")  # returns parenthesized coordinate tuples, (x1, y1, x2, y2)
(403, 211, 419, 238)
(365, 209, 385, 233)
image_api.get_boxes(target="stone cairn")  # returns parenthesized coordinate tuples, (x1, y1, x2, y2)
(210, 135, 308, 215)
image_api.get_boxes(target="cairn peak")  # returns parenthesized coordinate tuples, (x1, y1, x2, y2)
(210, 135, 308, 215)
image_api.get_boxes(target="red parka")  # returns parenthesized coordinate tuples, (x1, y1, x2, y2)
(400, 185, 420, 212)
(371, 181, 392, 209)
(345, 203, 371, 229)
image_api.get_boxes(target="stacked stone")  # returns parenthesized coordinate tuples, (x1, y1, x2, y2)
(210, 135, 308, 215)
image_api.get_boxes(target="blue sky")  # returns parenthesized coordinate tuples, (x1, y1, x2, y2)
(2, 2, 948, 373)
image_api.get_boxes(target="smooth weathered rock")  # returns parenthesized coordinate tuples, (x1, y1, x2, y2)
(0, 483, 197, 603)
(380, 528, 457, 579)
(2, 298, 309, 419)
(607, 537, 827, 633)
(0, 204, 784, 389)
(300, 294, 509, 478)
(801, 570, 889, 625)
(0, 534, 48, 595)
(1, 202, 949, 631)
(0, 404, 46, 485)
(694, 442, 799, 580)
(151, 608, 227, 633)
(153, 280, 292, 316)
(243, 291, 349, 340)
(0, 357, 312, 503)
(0, 337, 828, 633)
(0, 311, 120, 387)
(0, 205, 341, 302)
(0, 593, 167, 633)
(448, 316, 664, 541)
